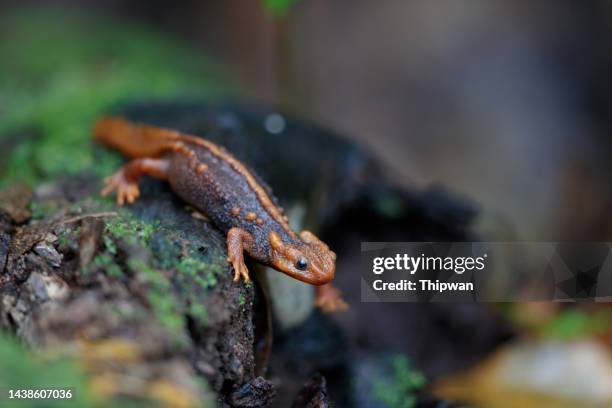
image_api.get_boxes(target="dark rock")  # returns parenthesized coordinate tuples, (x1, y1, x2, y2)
(269, 311, 350, 407)
(33, 241, 62, 268)
(275, 311, 347, 373)
(0, 232, 9, 273)
(230, 376, 276, 408)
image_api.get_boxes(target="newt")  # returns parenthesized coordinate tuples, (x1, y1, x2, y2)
(94, 117, 347, 312)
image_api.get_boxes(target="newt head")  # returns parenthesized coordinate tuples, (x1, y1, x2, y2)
(269, 230, 336, 285)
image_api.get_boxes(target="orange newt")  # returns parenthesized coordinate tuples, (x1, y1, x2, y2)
(94, 117, 347, 312)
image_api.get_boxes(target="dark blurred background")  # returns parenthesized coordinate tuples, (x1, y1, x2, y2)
(4, 0, 612, 242)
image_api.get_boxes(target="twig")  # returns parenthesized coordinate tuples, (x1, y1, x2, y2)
(58, 211, 119, 225)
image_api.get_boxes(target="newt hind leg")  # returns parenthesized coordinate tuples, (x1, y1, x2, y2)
(101, 158, 170, 206)
(226, 228, 254, 283)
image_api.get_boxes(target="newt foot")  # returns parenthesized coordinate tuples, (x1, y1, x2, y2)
(101, 172, 140, 206)
(315, 284, 348, 313)
(229, 257, 251, 283)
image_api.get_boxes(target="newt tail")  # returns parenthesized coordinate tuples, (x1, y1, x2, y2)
(94, 117, 347, 312)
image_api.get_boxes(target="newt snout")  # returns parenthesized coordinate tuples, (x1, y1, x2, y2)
(269, 231, 336, 285)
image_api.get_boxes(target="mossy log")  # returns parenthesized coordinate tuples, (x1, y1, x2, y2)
(0, 176, 273, 407)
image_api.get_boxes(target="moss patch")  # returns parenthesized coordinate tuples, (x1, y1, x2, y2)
(104, 215, 159, 248)
(128, 258, 185, 333)
(91, 209, 227, 331)
(0, 6, 235, 187)
(91, 253, 123, 279)
(541, 309, 612, 340)
(371, 355, 426, 408)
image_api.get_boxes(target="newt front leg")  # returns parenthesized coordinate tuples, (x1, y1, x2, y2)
(226, 227, 254, 283)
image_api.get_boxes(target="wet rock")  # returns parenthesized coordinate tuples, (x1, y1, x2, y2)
(33, 239, 63, 268)
(25, 272, 69, 302)
(26, 272, 51, 301)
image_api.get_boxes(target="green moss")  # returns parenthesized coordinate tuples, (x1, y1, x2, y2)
(148, 233, 182, 270)
(29, 201, 59, 220)
(56, 227, 75, 251)
(175, 252, 226, 326)
(102, 235, 117, 256)
(0, 333, 92, 407)
(541, 309, 612, 340)
(85, 207, 229, 335)
(177, 257, 219, 289)
(263, 0, 299, 16)
(104, 216, 159, 248)
(0, 7, 235, 187)
(188, 302, 209, 325)
(371, 355, 426, 408)
(91, 214, 161, 279)
(128, 258, 184, 333)
(97, 211, 225, 330)
(92, 254, 123, 278)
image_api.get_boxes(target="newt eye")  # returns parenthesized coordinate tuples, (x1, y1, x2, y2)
(295, 258, 308, 270)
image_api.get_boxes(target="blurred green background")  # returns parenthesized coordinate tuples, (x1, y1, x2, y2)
(0, 7, 233, 188)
